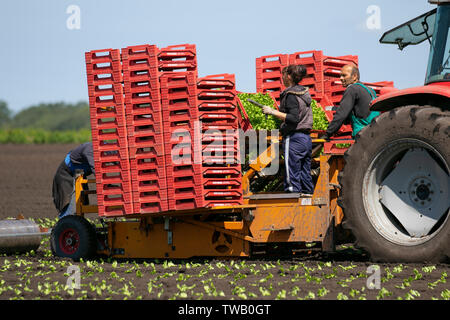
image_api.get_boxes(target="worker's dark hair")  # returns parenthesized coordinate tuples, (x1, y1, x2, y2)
(282, 64, 307, 84)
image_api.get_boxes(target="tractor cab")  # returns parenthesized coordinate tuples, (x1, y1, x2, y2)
(379, 1, 450, 85)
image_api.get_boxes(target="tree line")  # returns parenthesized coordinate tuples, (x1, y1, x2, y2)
(0, 100, 90, 130)
(0, 100, 92, 143)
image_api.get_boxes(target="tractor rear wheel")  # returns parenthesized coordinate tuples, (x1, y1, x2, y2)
(339, 105, 449, 262)
(51, 215, 97, 261)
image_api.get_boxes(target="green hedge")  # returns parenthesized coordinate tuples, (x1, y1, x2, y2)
(0, 128, 92, 144)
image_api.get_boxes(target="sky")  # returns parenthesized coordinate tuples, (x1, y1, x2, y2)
(0, 0, 434, 113)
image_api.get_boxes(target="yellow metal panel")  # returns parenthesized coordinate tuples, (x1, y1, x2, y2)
(249, 204, 330, 242)
(107, 220, 250, 259)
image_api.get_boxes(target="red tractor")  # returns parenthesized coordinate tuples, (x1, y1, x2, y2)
(339, 0, 449, 262)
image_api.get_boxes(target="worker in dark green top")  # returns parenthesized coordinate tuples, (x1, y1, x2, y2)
(325, 64, 380, 139)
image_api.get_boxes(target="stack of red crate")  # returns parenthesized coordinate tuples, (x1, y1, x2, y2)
(160, 71, 204, 211)
(85, 49, 133, 217)
(158, 44, 204, 211)
(158, 44, 197, 74)
(197, 74, 243, 207)
(122, 44, 168, 214)
(256, 54, 289, 103)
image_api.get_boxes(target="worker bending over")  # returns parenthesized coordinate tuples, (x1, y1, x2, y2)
(52, 142, 95, 219)
(262, 64, 314, 196)
(325, 64, 380, 139)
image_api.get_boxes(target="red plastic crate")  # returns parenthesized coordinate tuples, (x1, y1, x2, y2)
(122, 44, 158, 58)
(197, 73, 235, 89)
(204, 189, 243, 198)
(126, 99, 162, 116)
(197, 89, 235, 101)
(289, 50, 324, 66)
(198, 100, 237, 113)
(124, 79, 160, 94)
(202, 165, 242, 177)
(128, 134, 165, 156)
(256, 55, 288, 92)
(203, 177, 241, 188)
(85, 49, 120, 63)
(165, 160, 203, 179)
(204, 200, 243, 208)
(323, 55, 359, 68)
(133, 196, 168, 214)
(162, 109, 200, 130)
(158, 61, 197, 72)
(131, 175, 167, 197)
(96, 200, 134, 217)
(199, 111, 238, 125)
(202, 155, 240, 165)
(167, 194, 204, 211)
(127, 114, 163, 141)
(162, 71, 196, 86)
(158, 44, 196, 61)
(202, 131, 239, 145)
(88, 82, 124, 98)
(256, 54, 289, 70)
(122, 44, 159, 80)
(86, 61, 122, 78)
(257, 70, 282, 82)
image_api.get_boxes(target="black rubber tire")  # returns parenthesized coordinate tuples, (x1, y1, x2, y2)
(50, 215, 97, 261)
(339, 105, 450, 263)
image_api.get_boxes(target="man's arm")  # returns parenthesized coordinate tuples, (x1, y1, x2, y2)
(325, 88, 356, 137)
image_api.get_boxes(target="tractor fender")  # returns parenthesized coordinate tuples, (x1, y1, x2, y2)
(371, 84, 450, 112)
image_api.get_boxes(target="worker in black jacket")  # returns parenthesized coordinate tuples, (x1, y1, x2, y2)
(325, 64, 380, 138)
(262, 65, 314, 196)
(52, 142, 95, 218)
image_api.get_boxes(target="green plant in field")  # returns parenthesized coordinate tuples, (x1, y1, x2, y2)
(317, 287, 330, 298)
(377, 287, 393, 300)
(382, 268, 394, 282)
(441, 289, 450, 300)
(403, 289, 421, 300)
(428, 271, 447, 289)
(337, 292, 349, 300)
(392, 264, 406, 273)
(422, 266, 436, 273)
(232, 285, 247, 300)
(275, 289, 287, 300)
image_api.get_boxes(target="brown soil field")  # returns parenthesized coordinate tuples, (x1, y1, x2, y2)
(0, 144, 448, 306)
(0, 144, 79, 220)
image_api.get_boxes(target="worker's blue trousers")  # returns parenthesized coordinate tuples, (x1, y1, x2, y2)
(283, 132, 314, 194)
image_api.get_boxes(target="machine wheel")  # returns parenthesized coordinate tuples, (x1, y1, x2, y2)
(339, 105, 449, 262)
(50, 215, 97, 261)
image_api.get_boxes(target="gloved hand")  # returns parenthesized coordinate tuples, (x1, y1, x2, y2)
(262, 105, 274, 115)
(320, 133, 331, 141)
